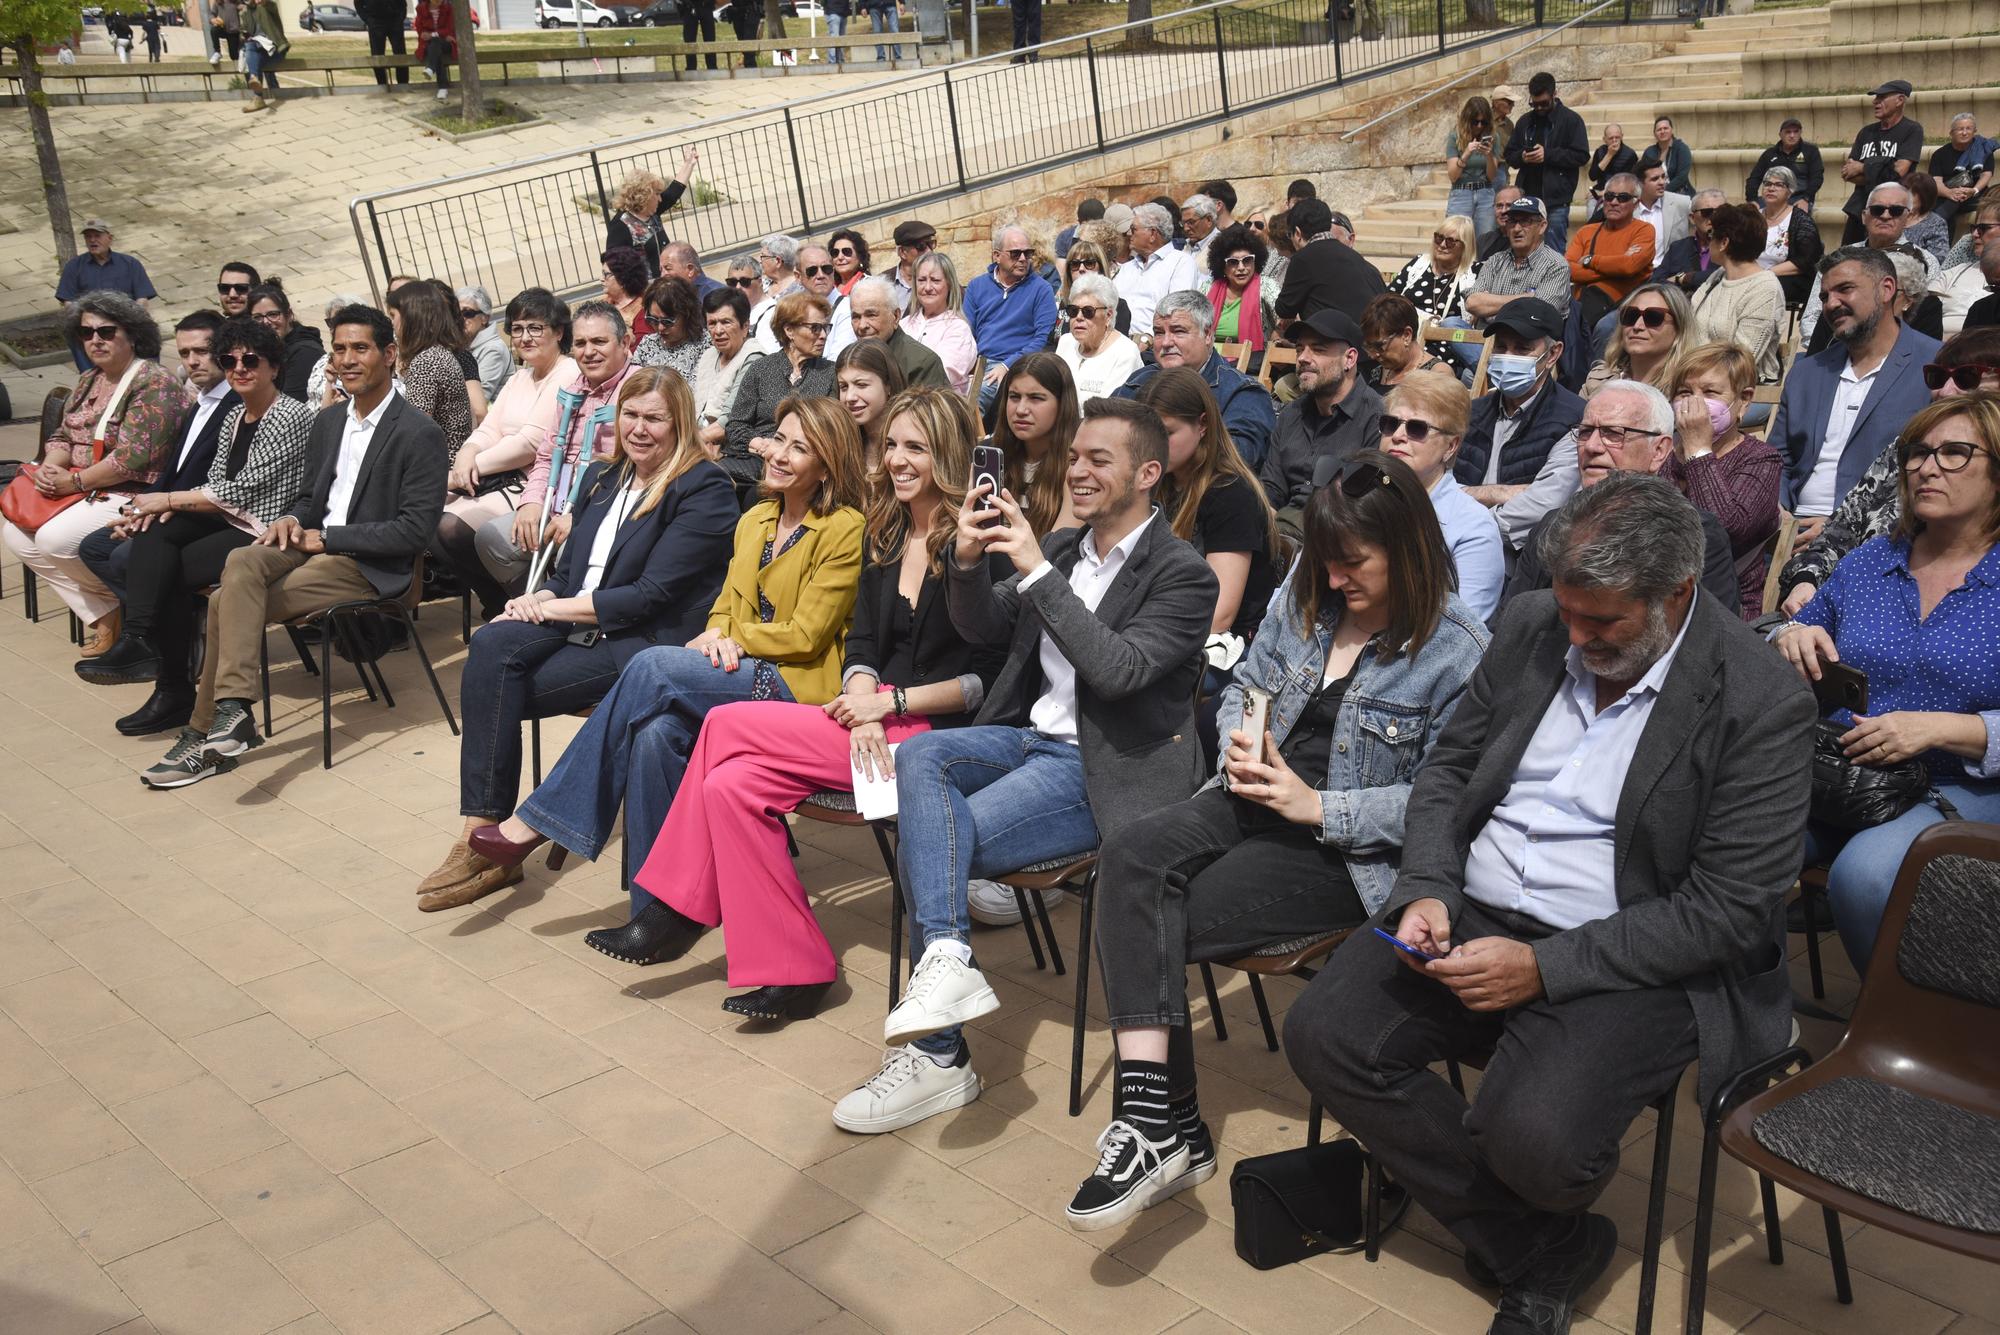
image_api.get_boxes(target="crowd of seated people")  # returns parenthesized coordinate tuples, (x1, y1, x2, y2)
(28, 99, 2000, 1331)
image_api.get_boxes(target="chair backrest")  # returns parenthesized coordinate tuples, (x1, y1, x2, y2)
(1760, 512, 1800, 615)
(966, 354, 987, 415)
(38, 386, 70, 451)
(1259, 344, 1298, 391)
(1214, 340, 1254, 373)
(1422, 323, 1492, 396)
(1834, 821, 2000, 1120)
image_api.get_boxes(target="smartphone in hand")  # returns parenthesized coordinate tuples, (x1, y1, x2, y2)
(971, 443, 1005, 513)
(1373, 926, 1444, 962)
(1813, 660, 1868, 715)
(1240, 687, 1272, 765)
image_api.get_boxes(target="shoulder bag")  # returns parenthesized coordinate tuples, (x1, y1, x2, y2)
(1229, 1138, 1408, 1269)
(0, 361, 143, 535)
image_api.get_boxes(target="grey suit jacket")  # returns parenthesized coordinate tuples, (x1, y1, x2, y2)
(293, 391, 449, 597)
(945, 513, 1218, 840)
(1388, 588, 1815, 1105)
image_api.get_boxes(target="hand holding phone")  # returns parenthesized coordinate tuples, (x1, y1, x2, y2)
(971, 443, 1006, 513)
(1240, 688, 1271, 764)
(1374, 926, 1444, 962)
(1812, 659, 1868, 715)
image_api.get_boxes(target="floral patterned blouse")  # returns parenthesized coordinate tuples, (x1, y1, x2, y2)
(49, 359, 193, 487)
(631, 332, 710, 383)
(751, 523, 809, 700)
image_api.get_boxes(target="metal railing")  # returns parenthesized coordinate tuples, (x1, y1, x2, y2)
(349, 0, 1685, 302)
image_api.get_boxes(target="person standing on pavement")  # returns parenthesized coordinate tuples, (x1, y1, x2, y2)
(681, 0, 718, 71)
(142, 11, 165, 62)
(357, 0, 410, 87)
(55, 218, 157, 373)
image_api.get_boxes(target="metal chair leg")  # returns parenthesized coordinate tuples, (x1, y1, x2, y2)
(22, 567, 38, 621)
(1446, 1057, 1465, 1095)
(1761, 1174, 1785, 1264)
(889, 865, 906, 1010)
(259, 631, 274, 737)
(1683, 1118, 1724, 1335)
(1067, 871, 1095, 1117)
(1307, 1098, 1323, 1145)
(1365, 1152, 1384, 1262)
(1011, 887, 1048, 971)
(1030, 886, 1064, 975)
(1199, 963, 1229, 1043)
(1248, 975, 1278, 1053)
(319, 617, 337, 770)
(1801, 879, 1826, 1000)
(399, 605, 456, 734)
(1824, 1205, 1852, 1303)
(531, 716, 543, 787)
(1636, 1085, 1678, 1335)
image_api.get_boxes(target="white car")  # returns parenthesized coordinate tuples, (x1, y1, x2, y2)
(537, 0, 624, 27)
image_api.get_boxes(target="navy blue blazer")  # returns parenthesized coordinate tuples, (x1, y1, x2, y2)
(143, 389, 240, 495)
(545, 458, 739, 665)
(1769, 321, 1940, 511)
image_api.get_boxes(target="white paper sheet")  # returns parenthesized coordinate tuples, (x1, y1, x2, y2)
(850, 743, 902, 821)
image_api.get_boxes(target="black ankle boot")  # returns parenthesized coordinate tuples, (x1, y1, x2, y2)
(721, 981, 834, 1024)
(584, 899, 706, 966)
(77, 633, 163, 685)
(116, 685, 195, 736)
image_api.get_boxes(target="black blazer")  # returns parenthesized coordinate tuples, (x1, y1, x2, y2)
(1272, 238, 1388, 325)
(843, 552, 1010, 729)
(293, 392, 448, 597)
(545, 458, 739, 666)
(143, 389, 241, 495)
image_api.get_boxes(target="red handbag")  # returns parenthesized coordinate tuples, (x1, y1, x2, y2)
(1, 362, 140, 535)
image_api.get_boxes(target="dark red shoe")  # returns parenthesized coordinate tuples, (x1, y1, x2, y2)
(466, 823, 548, 869)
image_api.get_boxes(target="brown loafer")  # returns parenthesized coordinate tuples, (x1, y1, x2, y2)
(467, 822, 547, 870)
(79, 609, 122, 659)
(418, 862, 523, 912)
(418, 839, 483, 895)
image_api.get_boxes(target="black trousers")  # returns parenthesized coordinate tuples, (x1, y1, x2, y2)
(1840, 211, 1866, 246)
(367, 22, 409, 84)
(1096, 785, 1366, 1098)
(1010, 0, 1041, 57)
(122, 515, 256, 694)
(682, 6, 718, 69)
(424, 35, 451, 87)
(1284, 898, 1698, 1283)
(730, 5, 760, 66)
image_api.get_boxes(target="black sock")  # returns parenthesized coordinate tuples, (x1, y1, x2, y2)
(1116, 1061, 1176, 1140)
(1169, 1091, 1206, 1147)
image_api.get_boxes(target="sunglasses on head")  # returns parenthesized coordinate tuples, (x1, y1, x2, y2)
(1332, 456, 1393, 499)
(1620, 306, 1670, 328)
(802, 264, 835, 277)
(1922, 362, 2000, 391)
(1379, 415, 1441, 443)
(78, 323, 121, 343)
(1866, 204, 1910, 219)
(218, 352, 264, 370)
(217, 282, 250, 296)
(1601, 192, 1637, 204)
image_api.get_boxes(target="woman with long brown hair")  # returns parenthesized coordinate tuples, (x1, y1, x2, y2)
(988, 351, 1080, 534)
(416, 366, 742, 909)
(835, 338, 908, 472)
(1446, 95, 1503, 245)
(386, 279, 475, 454)
(609, 388, 1009, 1018)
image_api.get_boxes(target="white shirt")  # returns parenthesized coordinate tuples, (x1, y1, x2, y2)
(1017, 509, 1158, 746)
(577, 483, 643, 596)
(323, 388, 398, 531)
(1795, 356, 1880, 517)
(1636, 199, 1668, 266)
(1462, 604, 1693, 930)
(176, 379, 233, 474)
(1114, 247, 1201, 337)
(1056, 329, 1145, 401)
(822, 292, 854, 360)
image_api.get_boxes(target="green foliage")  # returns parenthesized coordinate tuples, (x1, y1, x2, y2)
(1, 0, 148, 47)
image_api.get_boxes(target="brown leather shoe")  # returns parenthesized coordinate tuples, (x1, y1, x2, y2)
(418, 862, 523, 912)
(79, 609, 121, 659)
(418, 839, 482, 895)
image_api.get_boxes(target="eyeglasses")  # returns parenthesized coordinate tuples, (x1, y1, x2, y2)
(1224, 255, 1257, 269)
(251, 311, 283, 325)
(797, 321, 832, 335)
(802, 264, 835, 277)
(726, 276, 758, 288)
(508, 322, 550, 340)
(1575, 423, 1652, 446)
(1061, 304, 1106, 319)
(78, 323, 122, 343)
(1922, 362, 2000, 391)
(1000, 248, 1033, 260)
(1971, 222, 2000, 240)
(216, 282, 250, 296)
(1432, 232, 1463, 247)
(1619, 306, 1670, 328)
(1379, 415, 1442, 442)
(1601, 192, 1638, 204)
(1866, 204, 1910, 219)
(217, 352, 264, 370)
(1333, 456, 1393, 498)
(1901, 440, 1982, 473)
(459, 308, 484, 321)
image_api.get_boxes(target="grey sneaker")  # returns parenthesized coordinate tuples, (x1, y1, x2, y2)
(205, 700, 262, 757)
(141, 729, 224, 790)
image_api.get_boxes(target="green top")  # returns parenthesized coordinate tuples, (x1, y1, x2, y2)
(243, 0, 288, 54)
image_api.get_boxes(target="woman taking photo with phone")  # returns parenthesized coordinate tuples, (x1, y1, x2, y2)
(1064, 450, 1490, 1231)
(603, 388, 1009, 1019)
(1772, 392, 2000, 971)
(1445, 97, 1504, 244)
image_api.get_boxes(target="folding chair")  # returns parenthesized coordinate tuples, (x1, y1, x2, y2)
(1258, 344, 1298, 392)
(1759, 513, 1800, 617)
(1198, 928, 1350, 1050)
(1214, 341, 1254, 374)
(1423, 322, 1493, 395)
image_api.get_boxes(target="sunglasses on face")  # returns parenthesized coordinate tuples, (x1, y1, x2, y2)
(1867, 204, 1910, 219)
(217, 282, 250, 296)
(1224, 255, 1257, 269)
(217, 352, 264, 370)
(78, 323, 122, 343)
(726, 276, 758, 288)
(1379, 414, 1441, 442)
(832, 247, 857, 258)
(802, 264, 835, 277)
(1902, 440, 1981, 473)
(1620, 306, 1670, 328)
(1247, 220, 1266, 231)
(1432, 232, 1463, 247)
(1000, 248, 1033, 260)
(459, 308, 484, 321)
(1069, 258, 1101, 271)
(1333, 456, 1392, 498)
(1692, 207, 1718, 219)
(1601, 192, 1637, 204)
(1922, 362, 2000, 391)
(1062, 304, 1106, 319)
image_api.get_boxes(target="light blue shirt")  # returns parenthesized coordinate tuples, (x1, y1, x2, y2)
(1462, 604, 1693, 929)
(1429, 471, 1504, 622)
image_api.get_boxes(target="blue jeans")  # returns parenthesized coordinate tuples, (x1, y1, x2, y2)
(892, 726, 1098, 1054)
(458, 621, 628, 821)
(1544, 205, 1570, 251)
(824, 12, 845, 63)
(1803, 777, 2000, 973)
(244, 41, 278, 89)
(514, 644, 793, 912)
(1448, 185, 1497, 246)
(864, 4, 901, 61)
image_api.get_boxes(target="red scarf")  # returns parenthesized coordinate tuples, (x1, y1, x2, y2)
(1210, 276, 1265, 350)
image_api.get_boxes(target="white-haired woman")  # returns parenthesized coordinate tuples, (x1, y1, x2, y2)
(1055, 272, 1142, 400)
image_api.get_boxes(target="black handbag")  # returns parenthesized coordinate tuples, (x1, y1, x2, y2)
(1229, 1138, 1406, 1269)
(1807, 717, 1942, 831)
(473, 468, 526, 499)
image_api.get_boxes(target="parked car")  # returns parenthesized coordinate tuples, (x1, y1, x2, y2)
(299, 3, 368, 31)
(712, 0, 816, 21)
(536, 0, 625, 27)
(632, 0, 682, 25)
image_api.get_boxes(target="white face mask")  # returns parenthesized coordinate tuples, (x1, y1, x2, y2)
(1487, 352, 1543, 397)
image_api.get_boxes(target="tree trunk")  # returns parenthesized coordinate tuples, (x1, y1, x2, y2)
(1125, 0, 1152, 50)
(1463, 0, 1498, 26)
(450, 0, 483, 122)
(762, 0, 787, 41)
(15, 40, 76, 265)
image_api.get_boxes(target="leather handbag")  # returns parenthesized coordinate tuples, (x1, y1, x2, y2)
(0, 361, 141, 535)
(1808, 717, 1943, 831)
(1229, 1138, 1404, 1269)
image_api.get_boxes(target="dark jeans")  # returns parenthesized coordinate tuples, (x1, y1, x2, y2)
(1010, 0, 1041, 55)
(730, 6, 760, 66)
(424, 36, 451, 87)
(1098, 785, 1365, 1096)
(1841, 212, 1867, 246)
(103, 516, 254, 694)
(1543, 206, 1571, 251)
(682, 6, 718, 69)
(458, 620, 628, 822)
(77, 524, 131, 602)
(1284, 898, 1697, 1283)
(367, 22, 409, 84)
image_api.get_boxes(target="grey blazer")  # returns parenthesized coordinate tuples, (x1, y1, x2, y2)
(293, 392, 449, 598)
(945, 514, 1218, 840)
(1387, 588, 1815, 1105)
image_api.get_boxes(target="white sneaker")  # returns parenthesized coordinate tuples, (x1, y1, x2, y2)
(967, 878, 1067, 926)
(436, 88, 449, 100)
(832, 1044, 980, 1133)
(884, 942, 999, 1045)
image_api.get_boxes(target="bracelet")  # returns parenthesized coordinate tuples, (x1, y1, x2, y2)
(891, 686, 907, 717)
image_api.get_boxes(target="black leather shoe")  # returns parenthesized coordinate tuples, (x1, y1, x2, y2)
(76, 633, 163, 686)
(584, 899, 707, 966)
(116, 687, 196, 737)
(721, 981, 834, 1024)
(1487, 1213, 1617, 1335)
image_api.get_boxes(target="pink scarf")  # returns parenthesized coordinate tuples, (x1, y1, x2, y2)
(1210, 276, 1265, 350)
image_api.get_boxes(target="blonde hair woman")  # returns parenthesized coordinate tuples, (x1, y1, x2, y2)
(605, 146, 700, 278)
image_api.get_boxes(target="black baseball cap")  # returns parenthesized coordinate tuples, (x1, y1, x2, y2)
(1484, 298, 1564, 342)
(1503, 196, 1549, 221)
(1284, 309, 1364, 348)
(1869, 79, 1913, 97)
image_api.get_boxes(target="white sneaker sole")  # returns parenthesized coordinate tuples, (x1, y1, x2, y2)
(883, 982, 1000, 1046)
(1065, 1144, 1196, 1232)
(206, 728, 262, 757)
(968, 887, 1066, 927)
(832, 1069, 981, 1134)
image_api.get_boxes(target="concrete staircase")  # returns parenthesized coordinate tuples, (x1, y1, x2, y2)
(1349, 1, 1997, 276)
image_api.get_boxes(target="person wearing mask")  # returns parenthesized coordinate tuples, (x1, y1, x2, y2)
(1375, 373, 1504, 620)
(1114, 290, 1277, 471)
(845, 276, 948, 389)
(833, 339, 907, 470)
(1839, 80, 1926, 245)
(1502, 72, 1590, 248)
(1637, 116, 1693, 197)
(1056, 273, 1143, 401)
(1454, 299, 1583, 505)
(693, 287, 763, 454)
(1662, 342, 1781, 619)
(1259, 310, 1383, 540)
(1273, 199, 1388, 326)
(965, 225, 1061, 414)
(1587, 123, 1637, 209)
(1745, 117, 1824, 211)
(904, 252, 979, 396)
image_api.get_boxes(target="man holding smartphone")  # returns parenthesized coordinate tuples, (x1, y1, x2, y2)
(831, 398, 1217, 1134)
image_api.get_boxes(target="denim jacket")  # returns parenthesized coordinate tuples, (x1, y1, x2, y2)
(1210, 580, 1491, 912)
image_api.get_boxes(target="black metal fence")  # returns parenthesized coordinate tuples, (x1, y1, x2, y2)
(351, 0, 1683, 302)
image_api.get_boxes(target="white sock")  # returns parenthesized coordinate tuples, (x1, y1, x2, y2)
(925, 938, 973, 966)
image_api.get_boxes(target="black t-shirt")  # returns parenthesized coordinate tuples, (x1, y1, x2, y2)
(1277, 671, 1351, 794)
(224, 412, 256, 481)
(1931, 139, 1997, 192)
(453, 348, 480, 382)
(1191, 474, 1278, 640)
(1843, 117, 1925, 214)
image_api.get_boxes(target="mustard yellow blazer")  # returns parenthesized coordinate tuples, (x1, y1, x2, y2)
(706, 500, 865, 705)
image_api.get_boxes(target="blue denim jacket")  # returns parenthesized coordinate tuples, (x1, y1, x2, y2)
(1210, 580, 1491, 912)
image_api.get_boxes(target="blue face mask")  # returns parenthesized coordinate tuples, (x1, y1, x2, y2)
(1487, 352, 1543, 397)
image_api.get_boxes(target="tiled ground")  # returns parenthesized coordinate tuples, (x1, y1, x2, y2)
(0, 561, 1992, 1335)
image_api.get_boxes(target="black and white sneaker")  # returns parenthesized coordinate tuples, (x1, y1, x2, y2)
(1167, 1117, 1218, 1195)
(140, 729, 224, 790)
(1064, 1119, 1191, 1232)
(205, 700, 262, 757)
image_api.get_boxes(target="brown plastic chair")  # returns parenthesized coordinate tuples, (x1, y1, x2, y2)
(1198, 928, 1349, 1051)
(1684, 821, 2000, 1331)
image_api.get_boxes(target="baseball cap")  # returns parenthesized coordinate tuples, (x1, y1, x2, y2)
(1484, 298, 1564, 342)
(1869, 79, 1913, 97)
(1284, 309, 1364, 348)
(893, 220, 936, 248)
(80, 217, 112, 235)
(1491, 84, 1523, 106)
(1101, 203, 1135, 234)
(1503, 196, 1549, 221)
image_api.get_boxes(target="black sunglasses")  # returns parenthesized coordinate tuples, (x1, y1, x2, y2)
(831, 247, 857, 258)
(1620, 306, 1670, 328)
(1692, 207, 1718, 219)
(78, 323, 122, 342)
(1000, 248, 1033, 260)
(218, 352, 264, 370)
(1333, 456, 1393, 498)
(802, 264, 835, 277)
(459, 308, 484, 320)
(1866, 204, 1910, 219)
(1068, 258, 1101, 270)
(1061, 303, 1105, 319)
(1922, 362, 2000, 391)
(726, 276, 757, 288)
(216, 282, 250, 296)
(1601, 191, 1637, 204)
(1378, 415, 1441, 443)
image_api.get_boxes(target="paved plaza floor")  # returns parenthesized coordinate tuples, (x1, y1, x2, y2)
(0, 558, 1994, 1335)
